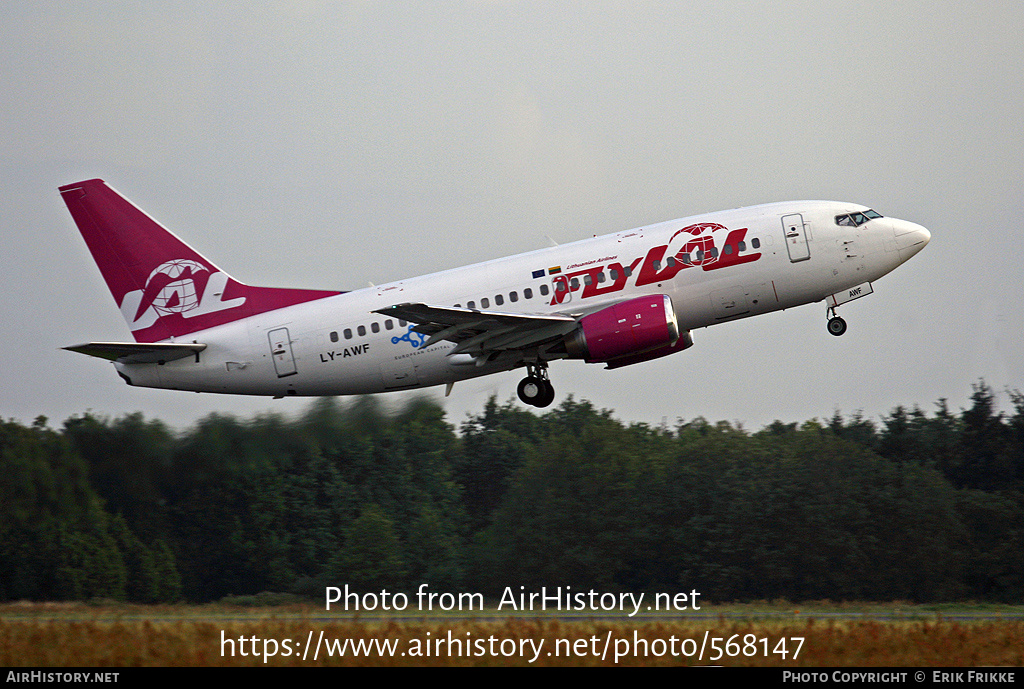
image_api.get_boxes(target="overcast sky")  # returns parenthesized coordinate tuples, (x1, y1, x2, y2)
(2, 1, 1021, 432)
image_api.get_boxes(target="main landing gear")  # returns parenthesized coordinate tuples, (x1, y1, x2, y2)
(826, 306, 847, 337)
(517, 362, 555, 408)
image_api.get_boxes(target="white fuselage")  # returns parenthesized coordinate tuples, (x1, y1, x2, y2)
(117, 201, 930, 397)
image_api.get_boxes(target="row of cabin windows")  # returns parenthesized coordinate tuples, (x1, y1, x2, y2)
(327, 237, 761, 341)
(450, 237, 762, 304)
(330, 318, 409, 343)
(328, 284, 550, 343)
(456, 285, 549, 311)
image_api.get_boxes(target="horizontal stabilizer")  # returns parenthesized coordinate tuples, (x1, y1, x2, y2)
(63, 341, 206, 364)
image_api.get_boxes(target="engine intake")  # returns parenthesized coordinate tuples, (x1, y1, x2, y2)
(564, 294, 680, 363)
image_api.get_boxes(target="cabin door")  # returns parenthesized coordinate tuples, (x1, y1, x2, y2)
(781, 214, 810, 262)
(268, 327, 298, 377)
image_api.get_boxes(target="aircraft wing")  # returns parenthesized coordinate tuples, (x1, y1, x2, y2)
(63, 341, 207, 364)
(373, 303, 578, 356)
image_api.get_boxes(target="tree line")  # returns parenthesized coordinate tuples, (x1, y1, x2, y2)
(2, 381, 1022, 604)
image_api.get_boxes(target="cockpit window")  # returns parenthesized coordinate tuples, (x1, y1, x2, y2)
(835, 209, 883, 227)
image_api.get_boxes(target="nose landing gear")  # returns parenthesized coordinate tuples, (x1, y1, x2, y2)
(826, 306, 847, 336)
(517, 362, 555, 408)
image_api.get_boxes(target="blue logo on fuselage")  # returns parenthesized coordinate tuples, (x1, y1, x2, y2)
(392, 325, 427, 349)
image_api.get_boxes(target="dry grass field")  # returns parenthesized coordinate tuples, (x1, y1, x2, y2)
(2, 602, 1023, 666)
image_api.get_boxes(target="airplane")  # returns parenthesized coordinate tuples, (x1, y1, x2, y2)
(59, 179, 930, 408)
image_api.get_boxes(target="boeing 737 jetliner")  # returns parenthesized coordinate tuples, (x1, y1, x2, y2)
(60, 179, 930, 407)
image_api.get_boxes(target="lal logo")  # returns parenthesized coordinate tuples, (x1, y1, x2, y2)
(548, 222, 762, 306)
(135, 260, 210, 320)
(120, 259, 246, 331)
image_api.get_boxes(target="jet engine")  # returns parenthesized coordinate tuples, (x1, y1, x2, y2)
(563, 294, 681, 364)
(603, 330, 694, 369)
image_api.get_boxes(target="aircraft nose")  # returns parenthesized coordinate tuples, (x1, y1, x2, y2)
(892, 218, 930, 259)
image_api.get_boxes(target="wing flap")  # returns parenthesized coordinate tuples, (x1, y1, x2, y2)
(63, 341, 206, 364)
(373, 303, 577, 355)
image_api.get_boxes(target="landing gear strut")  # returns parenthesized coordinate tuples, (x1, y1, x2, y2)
(826, 306, 847, 337)
(517, 362, 555, 408)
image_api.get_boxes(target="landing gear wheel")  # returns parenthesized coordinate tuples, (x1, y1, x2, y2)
(517, 363, 556, 408)
(827, 316, 847, 336)
(517, 377, 545, 406)
(536, 379, 555, 408)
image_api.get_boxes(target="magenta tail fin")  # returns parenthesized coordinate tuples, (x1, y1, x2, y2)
(60, 179, 340, 343)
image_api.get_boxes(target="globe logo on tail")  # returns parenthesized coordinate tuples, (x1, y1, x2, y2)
(134, 259, 212, 321)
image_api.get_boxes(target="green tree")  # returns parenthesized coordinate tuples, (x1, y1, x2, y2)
(329, 503, 406, 590)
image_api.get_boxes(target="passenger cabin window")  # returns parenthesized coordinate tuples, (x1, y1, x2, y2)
(385, 320, 394, 330)
(467, 301, 475, 309)
(539, 284, 549, 296)
(357, 325, 366, 336)
(344, 328, 352, 339)
(330, 331, 339, 343)
(481, 297, 490, 308)
(495, 294, 504, 306)
(525, 287, 534, 299)
(510, 291, 518, 302)
(751, 238, 760, 249)
(609, 269, 619, 281)
(371, 322, 380, 333)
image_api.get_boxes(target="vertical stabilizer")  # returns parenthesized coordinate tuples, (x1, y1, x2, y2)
(60, 179, 340, 342)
